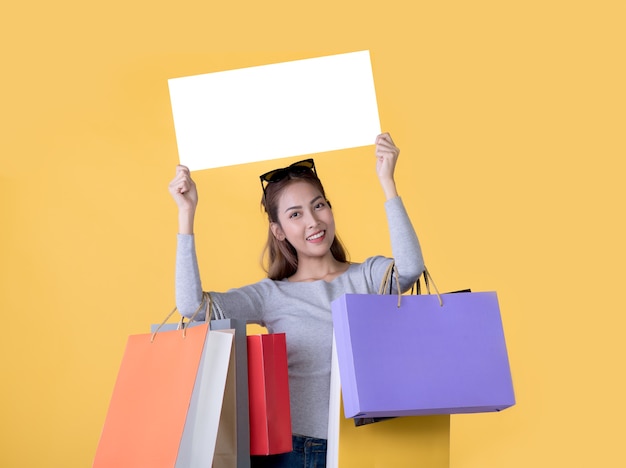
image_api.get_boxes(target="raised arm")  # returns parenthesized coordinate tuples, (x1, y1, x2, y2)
(169, 165, 206, 319)
(375, 133, 425, 291)
(168, 165, 198, 234)
(375, 132, 400, 201)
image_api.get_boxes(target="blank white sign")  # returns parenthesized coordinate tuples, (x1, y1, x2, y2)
(168, 50, 381, 171)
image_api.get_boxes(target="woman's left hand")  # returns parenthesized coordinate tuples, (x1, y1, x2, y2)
(375, 132, 400, 199)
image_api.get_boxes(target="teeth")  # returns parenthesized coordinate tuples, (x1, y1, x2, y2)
(307, 231, 325, 241)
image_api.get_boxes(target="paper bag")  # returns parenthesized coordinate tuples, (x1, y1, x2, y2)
(93, 324, 234, 467)
(331, 291, 515, 418)
(176, 329, 235, 467)
(247, 333, 292, 455)
(150, 319, 251, 468)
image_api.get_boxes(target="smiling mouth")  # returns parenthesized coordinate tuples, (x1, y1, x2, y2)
(306, 230, 325, 241)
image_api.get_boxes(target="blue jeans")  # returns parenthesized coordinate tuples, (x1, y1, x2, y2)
(250, 434, 327, 468)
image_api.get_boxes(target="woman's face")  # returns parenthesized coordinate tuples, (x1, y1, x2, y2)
(270, 180, 336, 261)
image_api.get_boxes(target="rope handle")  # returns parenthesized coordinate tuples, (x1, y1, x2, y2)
(378, 261, 402, 307)
(378, 262, 443, 307)
(150, 292, 212, 343)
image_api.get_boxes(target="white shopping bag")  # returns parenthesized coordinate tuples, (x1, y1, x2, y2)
(176, 329, 235, 468)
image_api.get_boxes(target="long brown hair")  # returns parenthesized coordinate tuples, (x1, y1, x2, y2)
(261, 171, 348, 280)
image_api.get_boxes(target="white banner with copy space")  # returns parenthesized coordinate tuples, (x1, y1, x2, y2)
(168, 50, 381, 171)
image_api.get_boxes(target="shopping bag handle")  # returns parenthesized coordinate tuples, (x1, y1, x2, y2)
(378, 261, 400, 297)
(419, 267, 443, 306)
(379, 262, 443, 308)
(150, 292, 212, 342)
(414, 268, 441, 298)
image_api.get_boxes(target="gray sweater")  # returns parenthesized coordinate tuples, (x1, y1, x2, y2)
(176, 196, 424, 440)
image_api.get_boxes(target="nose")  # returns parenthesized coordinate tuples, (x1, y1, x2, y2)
(305, 209, 320, 228)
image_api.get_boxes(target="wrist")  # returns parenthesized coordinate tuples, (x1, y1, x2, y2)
(380, 178, 398, 200)
(178, 210, 196, 235)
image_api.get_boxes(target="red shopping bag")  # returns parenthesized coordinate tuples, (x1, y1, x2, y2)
(247, 334, 292, 455)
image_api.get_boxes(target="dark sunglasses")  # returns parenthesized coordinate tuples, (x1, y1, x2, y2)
(259, 158, 317, 197)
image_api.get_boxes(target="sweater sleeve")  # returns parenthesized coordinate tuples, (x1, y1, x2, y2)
(384, 196, 425, 292)
(175, 234, 207, 319)
(175, 234, 268, 323)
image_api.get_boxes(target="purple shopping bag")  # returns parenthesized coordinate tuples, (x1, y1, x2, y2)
(331, 291, 515, 419)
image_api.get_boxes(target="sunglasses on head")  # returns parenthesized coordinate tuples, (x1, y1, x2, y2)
(259, 158, 317, 198)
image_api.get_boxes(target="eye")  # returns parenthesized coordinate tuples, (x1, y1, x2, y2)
(314, 201, 326, 210)
(288, 211, 301, 219)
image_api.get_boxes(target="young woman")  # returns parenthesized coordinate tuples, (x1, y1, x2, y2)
(169, 132, 424, 467)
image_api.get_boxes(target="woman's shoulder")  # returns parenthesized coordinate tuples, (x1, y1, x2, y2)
(348, 255, 392, 271)
(228, 276, 284, 294)
(341, 256, 393, 284)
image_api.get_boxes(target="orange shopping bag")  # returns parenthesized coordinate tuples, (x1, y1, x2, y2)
(93, 324, 209, 467)
(94, 297, 236, 467)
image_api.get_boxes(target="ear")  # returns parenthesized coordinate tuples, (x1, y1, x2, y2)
(270, 222, 286, 241)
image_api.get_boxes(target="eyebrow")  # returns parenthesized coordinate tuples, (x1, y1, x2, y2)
(284, 195, 324, 213)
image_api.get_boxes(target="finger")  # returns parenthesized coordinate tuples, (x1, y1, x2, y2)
(376, 141, 397, 153)
(376, 132, 394, 145)
(375, 136, 398, 150)
(376, 146, 399, 158)
(180, 177, 196, 193)
(169, 176, 186, 191)
(175, 164, 190, 175)
(169, 175, 191, 193)
(171, 167, 195, 186)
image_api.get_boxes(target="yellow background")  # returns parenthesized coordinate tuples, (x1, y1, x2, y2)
(1, 0, 625, 467)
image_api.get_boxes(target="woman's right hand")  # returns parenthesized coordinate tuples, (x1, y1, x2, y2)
(169, 165, 198, 234)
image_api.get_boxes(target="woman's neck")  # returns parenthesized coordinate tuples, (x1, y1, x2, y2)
(288, 256, 350, 283)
